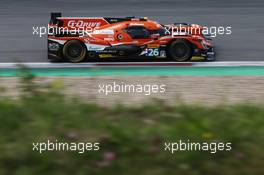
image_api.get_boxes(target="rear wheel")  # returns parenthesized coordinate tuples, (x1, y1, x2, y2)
(167, 39, 193, 61)
(63, 40, 87, 63)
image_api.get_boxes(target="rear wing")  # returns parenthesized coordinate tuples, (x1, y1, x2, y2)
(50, 12, 62, 25)
(49, 12, 109, 30)
(49, 12, 137, 30)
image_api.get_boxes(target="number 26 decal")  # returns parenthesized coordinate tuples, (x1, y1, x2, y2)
(146, 48, 160, 56)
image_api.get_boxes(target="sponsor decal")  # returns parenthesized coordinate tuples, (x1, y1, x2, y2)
(93, 29, 114, 35)
(68, 20, 101, 28)
(129, 23, 144, 26)
(99, 54, 114, 58)
(48, 43, 60, 51)
(87, 46, 103, 50)
(105, 38, 115, 41)
(85, 44, 106, 51)
(147, 44, 160, 48)
(159, 50, 166, 57)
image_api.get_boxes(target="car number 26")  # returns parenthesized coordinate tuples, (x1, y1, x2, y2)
(146, 48, 160, 57)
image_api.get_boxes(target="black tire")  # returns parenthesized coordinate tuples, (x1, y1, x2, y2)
(167, 39, 193, 61)
(63, 40, 87, 63)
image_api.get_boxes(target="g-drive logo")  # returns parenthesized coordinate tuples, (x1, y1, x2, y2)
(68, 20, 101, 28)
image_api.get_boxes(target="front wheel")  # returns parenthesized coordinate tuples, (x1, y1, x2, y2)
(63, 40, 87, 63)
(167, 39, 193, 61)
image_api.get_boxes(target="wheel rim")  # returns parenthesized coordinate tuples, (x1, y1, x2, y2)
(67, 44, 82, 59)
(172, 43, 188, 59)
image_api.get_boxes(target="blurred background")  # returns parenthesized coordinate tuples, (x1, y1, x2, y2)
(0, 72, 264, 174)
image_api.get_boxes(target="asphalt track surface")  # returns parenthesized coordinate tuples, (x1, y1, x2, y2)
(0, 0, 264, 63)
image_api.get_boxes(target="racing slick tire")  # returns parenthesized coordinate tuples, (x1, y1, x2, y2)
(63, 40, 87, 63)
(167, 39, 193, 61)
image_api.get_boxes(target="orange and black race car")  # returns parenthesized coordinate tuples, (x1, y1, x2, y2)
(48, 13, 215, 63)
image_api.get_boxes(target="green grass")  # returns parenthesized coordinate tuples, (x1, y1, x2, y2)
(0, 74, 264, 175)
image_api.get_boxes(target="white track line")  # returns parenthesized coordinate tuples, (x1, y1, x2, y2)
(1, 62, 264, 68)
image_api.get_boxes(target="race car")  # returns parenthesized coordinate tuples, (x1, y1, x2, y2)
(48, 13, 215, 63)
